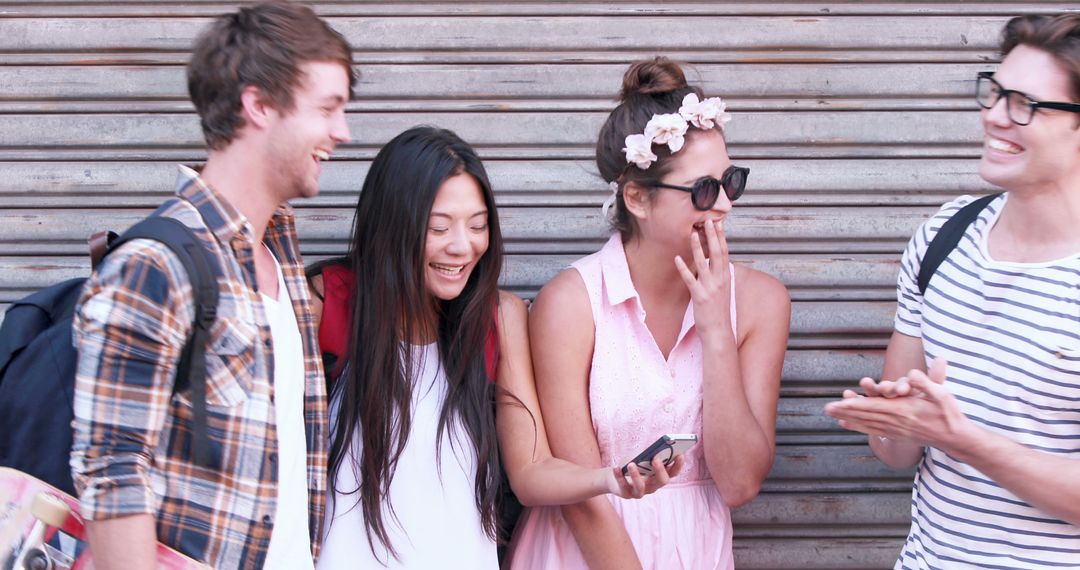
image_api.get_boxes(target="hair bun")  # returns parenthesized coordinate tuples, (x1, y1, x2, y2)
(619, 56, 689, 100)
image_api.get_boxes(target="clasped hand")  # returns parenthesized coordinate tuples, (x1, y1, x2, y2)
(824, 358, 974, 451)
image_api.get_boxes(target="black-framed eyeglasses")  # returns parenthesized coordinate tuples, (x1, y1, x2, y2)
(652, 165, 749, 211)
(976, 72, 1080, 126)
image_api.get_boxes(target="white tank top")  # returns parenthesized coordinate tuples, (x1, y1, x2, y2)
(259, 247, 314, 570)
(317, 342, 498, 569)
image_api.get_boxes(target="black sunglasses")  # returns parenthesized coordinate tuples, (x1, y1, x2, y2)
(976, 72, 1080, 126)
(652, 165, 749, 210)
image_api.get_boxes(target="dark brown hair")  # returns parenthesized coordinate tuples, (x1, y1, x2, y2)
(187, 1, 357, 149)
(596, 57, 706, 239)
(329, 127, 505, 562)
(1002, 14, 1080, 101)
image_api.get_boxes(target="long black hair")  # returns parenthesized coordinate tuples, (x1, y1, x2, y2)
(327, 126, 505, 561)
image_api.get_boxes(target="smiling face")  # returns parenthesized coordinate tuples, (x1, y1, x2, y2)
(979, 44, 1080, 193)
(632, 129, 734, 257)
(423, 172, 491, 302)
(265, 60, 352, 201)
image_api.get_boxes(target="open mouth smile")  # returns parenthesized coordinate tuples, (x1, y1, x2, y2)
(430, 262, 465, 276)
(986, 137, 1022, 155)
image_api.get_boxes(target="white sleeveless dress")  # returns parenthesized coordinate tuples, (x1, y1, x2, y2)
(317, 342, 498, 568)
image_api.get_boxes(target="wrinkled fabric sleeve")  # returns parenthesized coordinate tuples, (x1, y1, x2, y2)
(71, 239, 194, 520)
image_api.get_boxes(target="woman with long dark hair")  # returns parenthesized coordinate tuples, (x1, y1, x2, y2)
(310, 126, 678, 568)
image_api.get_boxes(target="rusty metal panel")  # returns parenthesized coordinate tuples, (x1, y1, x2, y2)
(0, 110, 987, 149)
(5, 2, 1074, 568)
(0, 206, 939, 258)
(0, 62, 992, 105)
(733, 538, 907, 569)
(0, 15, 1006, 52)
(0, 109, 989, 153)
(0, 158, 996, 208)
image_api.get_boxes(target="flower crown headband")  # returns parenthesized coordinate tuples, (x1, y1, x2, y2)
(603, 93, 732, 218)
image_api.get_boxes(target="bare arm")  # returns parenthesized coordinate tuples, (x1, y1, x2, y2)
(494, 291, 667, 506)
(863, 331, 928, 469)
(85, 515, 157, 570)
(829, 358, 1080, 525)
(530, 271, 643, 570)
(949, 417, 1080, 526)
(703, 268, 788, 506)
(678, 220, 789, 506)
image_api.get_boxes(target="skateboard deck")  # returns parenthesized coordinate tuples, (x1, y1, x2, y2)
(0, 467, 208, 569)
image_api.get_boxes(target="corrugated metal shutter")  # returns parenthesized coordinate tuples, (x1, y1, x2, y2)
(2, 2, 1075, 568)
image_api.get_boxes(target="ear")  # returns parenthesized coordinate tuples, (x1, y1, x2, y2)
(622, 181, 651, 221)
(239, 85, 277, 131)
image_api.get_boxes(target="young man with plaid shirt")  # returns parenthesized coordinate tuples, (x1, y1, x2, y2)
(70, 3, 354, 568)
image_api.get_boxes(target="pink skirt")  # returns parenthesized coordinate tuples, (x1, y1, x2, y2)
(506, 480, 734, 570)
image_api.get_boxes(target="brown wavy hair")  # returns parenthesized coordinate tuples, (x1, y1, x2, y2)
(187, 1, 357, 149)
(596, 56, 709, 239)
(1002, 14, 1080, 102)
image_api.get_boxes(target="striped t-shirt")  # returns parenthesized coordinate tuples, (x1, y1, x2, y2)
(893, 194, 1080, 569)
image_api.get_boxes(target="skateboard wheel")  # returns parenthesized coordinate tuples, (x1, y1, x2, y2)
(25, 547, 53, 570)
(30, 493, 70, 527)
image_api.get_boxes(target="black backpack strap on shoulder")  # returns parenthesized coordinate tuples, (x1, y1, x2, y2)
(110, 217, 220, 468)
(917, 193, 1002, 296)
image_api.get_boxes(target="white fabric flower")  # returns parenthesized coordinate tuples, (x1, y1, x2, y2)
(643, 113, 688, 153)
(602, 180, 620, 219)
(710, 98, 732, 130)
(622, 134, 658, 170)
(620, 98, 734, 172)
(679, 93, 731, 130)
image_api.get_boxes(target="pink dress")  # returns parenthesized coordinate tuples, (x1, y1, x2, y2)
(508, 235, 736, 570)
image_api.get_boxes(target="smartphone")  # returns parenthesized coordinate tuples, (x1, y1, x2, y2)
(620, 434, 698, 476)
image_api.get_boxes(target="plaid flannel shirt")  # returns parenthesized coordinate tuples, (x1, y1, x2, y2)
(71, 166, 328, 569)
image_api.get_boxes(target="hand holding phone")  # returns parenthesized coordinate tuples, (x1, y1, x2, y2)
(621, 434, 698, 477)
(608, 453, 683, 499)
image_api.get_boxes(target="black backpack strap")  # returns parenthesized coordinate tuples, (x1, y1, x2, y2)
(917, 193, 1002, 295)
(109, 217, 220, 468)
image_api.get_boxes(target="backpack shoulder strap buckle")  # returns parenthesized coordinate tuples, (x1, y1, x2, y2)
(88, 230, 120, 270)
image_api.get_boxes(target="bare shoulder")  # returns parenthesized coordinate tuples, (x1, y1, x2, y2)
(734, 265, 790, 308)
(530, 267, 591, 326)
(733, 265, 791, 340)
(309, 273, 325, 298)
(499, 289, 526, 310)
(498, 290, 529, 330)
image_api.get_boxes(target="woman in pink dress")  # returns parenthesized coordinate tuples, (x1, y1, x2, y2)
(508, 58, 791, 569)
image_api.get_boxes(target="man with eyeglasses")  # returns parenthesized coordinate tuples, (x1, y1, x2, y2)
(826, 13, 1080, 569)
